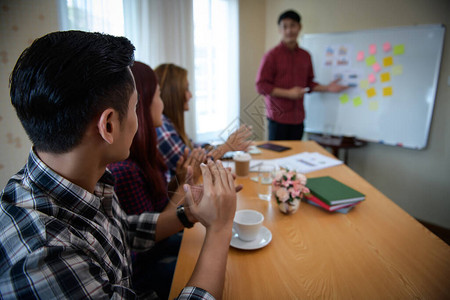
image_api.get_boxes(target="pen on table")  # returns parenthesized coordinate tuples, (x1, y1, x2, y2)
(298, 159, 315, 167)
(249, 162, 263, 171)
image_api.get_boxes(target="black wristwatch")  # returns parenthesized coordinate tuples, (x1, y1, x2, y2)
(176, 205, 194, 228)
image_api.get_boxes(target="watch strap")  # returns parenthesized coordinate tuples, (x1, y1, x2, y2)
(176, 205, 194, 228)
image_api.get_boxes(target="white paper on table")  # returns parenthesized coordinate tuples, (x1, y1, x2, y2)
(274, 152, 343, 173)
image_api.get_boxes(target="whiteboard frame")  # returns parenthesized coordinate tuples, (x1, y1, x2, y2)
(302, 24, 445, 150)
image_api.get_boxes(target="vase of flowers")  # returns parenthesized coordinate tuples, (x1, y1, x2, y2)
(272, 169, 309, 214)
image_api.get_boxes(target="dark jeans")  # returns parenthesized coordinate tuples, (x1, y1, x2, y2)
(132, 232, 182, 300)
(268, 118, 304, 141)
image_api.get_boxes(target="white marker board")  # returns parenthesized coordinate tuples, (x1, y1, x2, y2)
(302, 24, 445, 149)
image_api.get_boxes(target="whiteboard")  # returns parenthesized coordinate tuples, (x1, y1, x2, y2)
(302, 24, 445, 149)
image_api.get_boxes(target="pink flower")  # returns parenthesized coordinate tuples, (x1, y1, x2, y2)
(274, 170, 284, 181)
(289, 187, 301, 198)
(296, 173, 307, 185)
(276, 188, 290, 202)
(283, 180, 293, 188)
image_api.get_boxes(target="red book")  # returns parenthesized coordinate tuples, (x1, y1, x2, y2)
(304, 193, 359, 211)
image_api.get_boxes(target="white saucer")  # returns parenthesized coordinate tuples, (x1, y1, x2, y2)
(230, 226, 272, 250)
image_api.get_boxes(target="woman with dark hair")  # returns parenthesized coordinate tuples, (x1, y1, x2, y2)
(108, 61, 205, 299)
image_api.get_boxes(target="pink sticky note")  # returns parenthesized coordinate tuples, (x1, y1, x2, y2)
(383, 42, 392, 52)
(368, 73, 376, 84)
(372, 62, 381, 73)
(356, 51, 364, 61)
(369, 44, 377, 55)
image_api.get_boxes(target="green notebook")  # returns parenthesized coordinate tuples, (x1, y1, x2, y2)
(306, 176, 365, 205)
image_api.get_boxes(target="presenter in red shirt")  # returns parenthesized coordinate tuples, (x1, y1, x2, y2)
(256, 10, 348, 140)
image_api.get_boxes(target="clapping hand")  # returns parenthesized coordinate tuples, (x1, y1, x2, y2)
(184, 160, 237, 230)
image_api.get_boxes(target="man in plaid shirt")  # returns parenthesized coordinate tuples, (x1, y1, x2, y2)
(0, 31, 236, 299)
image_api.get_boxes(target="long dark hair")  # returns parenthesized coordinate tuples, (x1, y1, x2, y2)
(129, 61, 167, 201)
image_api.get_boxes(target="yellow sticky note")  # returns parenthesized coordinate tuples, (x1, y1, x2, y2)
(365, 55, 376, 66)
(369, 101, 379, 111)
(353, 96, 363, 107)
(383, 56, 393, 67)
(339, 94, 350, 104)
(366, 87, 376, 98)
(393, 44, 405, 55)
(392, 65, 403, 75)
(359, 79, 369, 89)
(380, 72, 391, 83)
(383, 86, 393, 96)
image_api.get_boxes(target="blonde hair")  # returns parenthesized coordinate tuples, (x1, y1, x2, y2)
(155, 63, 193, 149)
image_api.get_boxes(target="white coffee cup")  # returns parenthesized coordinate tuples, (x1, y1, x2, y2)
(233, 152, 251, 177)
(233, 209, 264, 241)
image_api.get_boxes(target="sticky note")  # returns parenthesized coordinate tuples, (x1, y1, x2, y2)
(339, 94, 350, 104)
(369, 44, 377, 55)
(359, 79, 369, 89)
(383, 56, 393, 67)
(383, 42, 392, 52)
(383, 86, 393, 96)
(369, 101, 379, 111)
(365, 55, 376, 66)
(380, 72, 391, 82)
(368, 73, 376, 84)
(353, 96, 363, 107)
(393, 44, 405, 55)
(366, 87, 376, 98)
(372, 62, 381, 72)
(356, 51, 364, 61)
(392, 65, 403, 75)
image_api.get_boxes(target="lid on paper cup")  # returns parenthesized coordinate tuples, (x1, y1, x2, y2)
(233, 152, 251, 162)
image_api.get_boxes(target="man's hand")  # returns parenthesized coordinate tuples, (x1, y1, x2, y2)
(287, 86, 309, 99)
(184, 160, 236, 231)
(326, 78, 349, 93)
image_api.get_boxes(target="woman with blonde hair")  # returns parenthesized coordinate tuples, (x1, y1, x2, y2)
(155, 63, 252, 180)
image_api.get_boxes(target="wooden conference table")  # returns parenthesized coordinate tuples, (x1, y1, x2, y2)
(169, 141, 450, 299)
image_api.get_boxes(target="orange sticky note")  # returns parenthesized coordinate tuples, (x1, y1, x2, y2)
(383, 56, 393, 67)
(353, 96, 363, 107)
(366, 87, 376, 98)
(380, 72, 391, 83)
(383, 86, 393, 96)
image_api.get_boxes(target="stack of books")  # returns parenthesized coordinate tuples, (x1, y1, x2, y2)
(305, 176, 365, 213)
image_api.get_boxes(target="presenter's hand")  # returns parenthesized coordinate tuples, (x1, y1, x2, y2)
(327, 78, 349, 93)
(287, 86, 309, 99)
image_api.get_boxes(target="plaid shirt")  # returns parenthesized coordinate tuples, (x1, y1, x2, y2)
(0, 149, 213, 300)
(255, 42, 318, 125)
(156, 115, 188, 182)
(108, 159, 169, 214)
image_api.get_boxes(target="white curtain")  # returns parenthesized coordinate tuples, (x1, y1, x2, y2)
(123, 0, 197, 141)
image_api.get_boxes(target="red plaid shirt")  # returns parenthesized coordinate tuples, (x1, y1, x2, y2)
(108, 159, 169, 214)
(256, 42, 318, 125)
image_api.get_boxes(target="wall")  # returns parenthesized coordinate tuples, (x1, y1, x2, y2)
(241, 0, 449, 228)
(239, 0, 267, 141)
(0, 0, 59, 187)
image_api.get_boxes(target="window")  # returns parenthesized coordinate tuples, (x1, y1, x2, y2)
(59, 0, 239, 144)
(59, 0, 124, 35)
(193, 0, 239, 142)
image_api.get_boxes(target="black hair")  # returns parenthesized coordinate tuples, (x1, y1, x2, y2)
(278, 10, 301, 24)
(10, 30, 135, 153)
